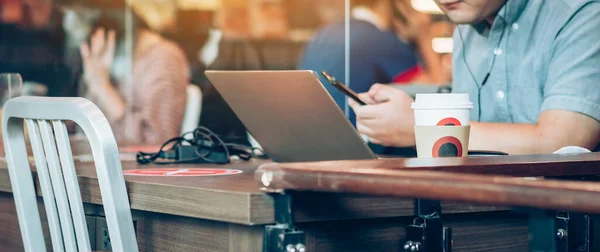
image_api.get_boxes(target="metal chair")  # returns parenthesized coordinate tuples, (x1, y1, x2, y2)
(2, 96, 138, 252)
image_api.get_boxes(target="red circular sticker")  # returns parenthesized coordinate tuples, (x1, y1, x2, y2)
(432, 136, 463, 158)
(123, 168, 243, 177)
(436, 117, 462, 126)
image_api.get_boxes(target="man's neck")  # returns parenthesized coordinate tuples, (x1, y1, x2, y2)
(485, 0, 510, 27)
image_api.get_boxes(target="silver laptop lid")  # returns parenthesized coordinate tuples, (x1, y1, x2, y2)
(205, 70, 376, 162)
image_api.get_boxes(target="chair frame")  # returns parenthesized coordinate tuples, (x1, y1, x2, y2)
(2, 96, 138, 252)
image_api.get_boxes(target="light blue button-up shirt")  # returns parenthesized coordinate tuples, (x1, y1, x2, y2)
(452, 0, 600, 124)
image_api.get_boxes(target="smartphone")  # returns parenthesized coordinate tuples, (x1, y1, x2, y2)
(468, 150, 509, 156)
(321, 71, 367, 106)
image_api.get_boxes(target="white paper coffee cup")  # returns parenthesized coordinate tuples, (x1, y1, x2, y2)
(411, 93, 473, 126)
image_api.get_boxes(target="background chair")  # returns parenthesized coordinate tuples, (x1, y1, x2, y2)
(2, 96, 138, 252)
(181, 84, 202, 135)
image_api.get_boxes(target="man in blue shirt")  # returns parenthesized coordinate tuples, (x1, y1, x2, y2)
(298, 0, 418, 126)
(349, 0, 600, 154)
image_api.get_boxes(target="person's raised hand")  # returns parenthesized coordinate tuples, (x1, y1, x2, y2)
(80, 28, 116, 90)
(348, 84, 416, 147)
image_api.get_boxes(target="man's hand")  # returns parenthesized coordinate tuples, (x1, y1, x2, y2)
(348, 84, 416, 147)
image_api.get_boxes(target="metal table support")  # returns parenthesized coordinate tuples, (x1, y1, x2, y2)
(529, 210, 592, 252)
(404, 199, 452, 252)
(263, 192, 307, 252)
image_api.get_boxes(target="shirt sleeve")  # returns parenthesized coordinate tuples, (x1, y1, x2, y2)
(541, 3, 600, 122)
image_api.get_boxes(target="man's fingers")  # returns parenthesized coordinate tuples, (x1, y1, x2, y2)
(357, 122, 384, 145)
(348, 97, 359, 111)
(353, 104, 383, 120)
(372, 92, 392, 103)
(368, 84, 394, 103)
(354, 104, 392, 146)
(349, 98, 372, 119)
(358, 93, 374, 104)
(367, 84, 382, 100)
(356, 122, 376, 139)
(367, 136, 383, 145)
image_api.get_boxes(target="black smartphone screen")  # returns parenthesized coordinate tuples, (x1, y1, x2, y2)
(321, 71, 367, 106)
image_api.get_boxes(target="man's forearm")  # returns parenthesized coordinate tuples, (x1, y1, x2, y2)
(469, 120, 598, 154)
(469, 122, 544, 154)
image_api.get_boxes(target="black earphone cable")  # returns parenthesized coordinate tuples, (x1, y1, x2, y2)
(456, 6, 508, 122)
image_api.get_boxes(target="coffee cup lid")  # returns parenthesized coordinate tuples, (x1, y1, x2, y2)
(411, 93, 473, 109)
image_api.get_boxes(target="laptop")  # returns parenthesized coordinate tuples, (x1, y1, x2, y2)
(204, 70, 377, 162)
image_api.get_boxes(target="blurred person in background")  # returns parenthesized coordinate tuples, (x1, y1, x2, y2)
(391, 0, 451, 84)
(298, 0, 448, 127)
(0, 0, 75, 98)
(79, 9, 189, 145)
(424, 20, 454, 83)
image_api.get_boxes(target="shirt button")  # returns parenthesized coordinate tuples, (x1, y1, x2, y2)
(496, 90, 505, 100)
(512, 23, 519, 30)
(494, 48, 503, 56)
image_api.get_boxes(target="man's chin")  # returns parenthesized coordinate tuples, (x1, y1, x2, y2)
(444, 12, 480, 24)
(449, 19, 476, 25)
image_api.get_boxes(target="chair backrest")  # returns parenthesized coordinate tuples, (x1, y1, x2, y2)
(2, 96, 138, 252)
(181, 84, 202, 134)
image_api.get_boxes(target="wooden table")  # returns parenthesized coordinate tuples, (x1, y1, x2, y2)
(256, 154, 600, 213)
(1, 145, 599, 251)
(255, 154, 600, 252)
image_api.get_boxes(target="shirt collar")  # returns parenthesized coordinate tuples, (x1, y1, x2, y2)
(351, 6, 386, 31)
(497, 0, 529, 25)
(470, 0, 529, 35)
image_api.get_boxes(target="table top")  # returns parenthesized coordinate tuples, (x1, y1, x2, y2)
(257, 153, 600, 213)
(257, 152, 600, 177)
(1, 140, 599, 225)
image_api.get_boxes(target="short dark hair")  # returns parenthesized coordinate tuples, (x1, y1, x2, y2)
(88, 9, 149, 43)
